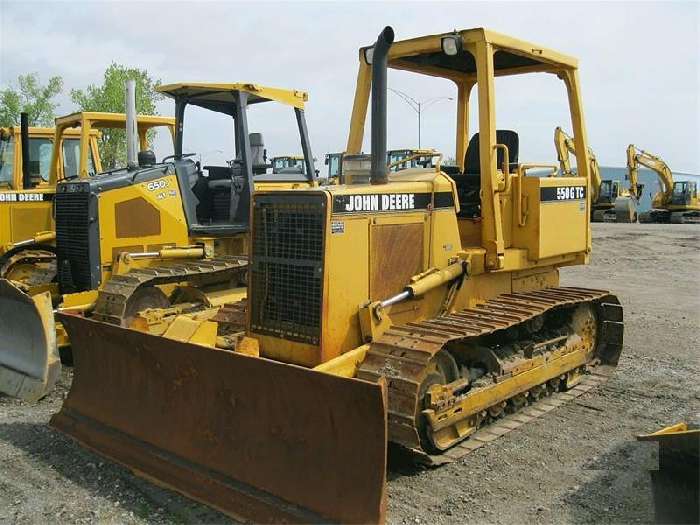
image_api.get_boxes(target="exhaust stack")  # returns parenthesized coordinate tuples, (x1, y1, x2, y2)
(370, 26, 394, 185)
(20, 112, 31, 189)
(125, 80, 139, 170)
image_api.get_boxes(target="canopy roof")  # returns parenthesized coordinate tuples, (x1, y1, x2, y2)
(157, 83, 308, 115)
(55, 112, 175, 130)
(0, 126, 84, 138)
(365, 27, 578, 81)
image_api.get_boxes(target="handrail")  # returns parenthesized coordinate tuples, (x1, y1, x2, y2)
(493, 143, 511, 193)
(515, 163, 559, 226)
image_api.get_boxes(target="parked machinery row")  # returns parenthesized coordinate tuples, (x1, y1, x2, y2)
(0, 25, 635, 524)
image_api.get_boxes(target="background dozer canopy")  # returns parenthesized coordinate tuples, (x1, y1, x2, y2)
(50, 111, 176, 181)
(157, 82, 318, 190)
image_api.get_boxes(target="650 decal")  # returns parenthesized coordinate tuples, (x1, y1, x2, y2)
(145, 179, 169, 192)
(540, 185, 586, 203)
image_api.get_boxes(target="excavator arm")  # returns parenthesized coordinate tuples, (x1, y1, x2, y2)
(626, 145, 673, 205)
(554, 126, 601, 202)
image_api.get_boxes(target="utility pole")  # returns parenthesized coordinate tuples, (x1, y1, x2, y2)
(388, 88, 453, 148)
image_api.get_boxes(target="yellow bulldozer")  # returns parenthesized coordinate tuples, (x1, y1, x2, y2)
(0, 80, 318, 401)
(629, 145, 700, 223)
(555, 127, 643, 223)
(0, 115, 101, 287)
(1, 112, 174, 294)
(9, 28, 623, 523)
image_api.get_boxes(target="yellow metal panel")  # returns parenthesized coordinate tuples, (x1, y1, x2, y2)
(97, 173, 189, 268)
(321, 215, 370, 362)
(428, 209, 462, 268)
(513, 176, 587, 260)
(189, 321, 218, 347)
(10, 204, 53, 242)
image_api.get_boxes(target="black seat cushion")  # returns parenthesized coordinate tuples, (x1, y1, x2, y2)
(463, 130, 519, 175)
(455, 130, 519, 218)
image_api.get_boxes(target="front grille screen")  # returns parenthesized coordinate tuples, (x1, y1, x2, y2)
(56, 191, 94, 292)
(250, 194, 326, 344)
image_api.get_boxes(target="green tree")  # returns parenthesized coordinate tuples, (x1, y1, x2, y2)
(0, 73, 64, 126)
(71, 63, 163, 168)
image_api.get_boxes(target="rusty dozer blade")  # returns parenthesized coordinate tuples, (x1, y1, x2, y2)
(53, 314, 388, 524)
(0, 279, 59, 401)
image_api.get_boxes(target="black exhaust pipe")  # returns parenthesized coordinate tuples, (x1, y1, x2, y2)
(20, 112, 31, 189)
(370, 26, 394, 185)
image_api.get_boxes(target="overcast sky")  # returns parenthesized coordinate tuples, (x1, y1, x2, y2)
(1, 1, 698, 173)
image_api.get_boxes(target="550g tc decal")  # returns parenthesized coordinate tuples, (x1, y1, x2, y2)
(540, 186, 586, 202)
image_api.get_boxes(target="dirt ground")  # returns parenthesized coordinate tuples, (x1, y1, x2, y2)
(1, 223, 698, 524)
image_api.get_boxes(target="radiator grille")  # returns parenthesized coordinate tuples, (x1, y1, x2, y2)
(250, 194, 326, 344)
(56, 191, 95, 292)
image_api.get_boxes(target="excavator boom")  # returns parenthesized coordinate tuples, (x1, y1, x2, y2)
(554, 126, 601, 202)
(627, 144, 674, 204)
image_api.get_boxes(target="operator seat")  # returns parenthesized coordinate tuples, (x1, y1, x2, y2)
(454, 130, 519, 218)
(203, 164, 245, 222)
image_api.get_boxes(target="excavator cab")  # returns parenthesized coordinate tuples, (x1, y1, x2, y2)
(598, 179, 620, 204)
(671, 181, 696, 206)
(325, 152, 343, 180)
(387, 148, 440, 171)
(271, 155, 306, 174)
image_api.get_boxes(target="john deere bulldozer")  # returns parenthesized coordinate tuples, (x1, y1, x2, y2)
(555, 127, 643, 222)
(1, 111, 174, 293)
(12, 28, 623, 524)
(0, 81, 317, 401)
(0, 115, 101, 287)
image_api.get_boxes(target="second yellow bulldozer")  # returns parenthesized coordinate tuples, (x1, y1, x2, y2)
(0, 114, 101, 288)
(0, 81, 318, 401)
(10, 27, 624, 524)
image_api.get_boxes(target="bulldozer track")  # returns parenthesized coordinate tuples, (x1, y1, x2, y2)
(358, 287, 623, 458)
(0, 246, 57, 288)
(93, 256, 248, 325)
(420, 367, 613, 465)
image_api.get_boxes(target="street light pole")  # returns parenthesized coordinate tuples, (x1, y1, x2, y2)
(389, 88, 453, 149)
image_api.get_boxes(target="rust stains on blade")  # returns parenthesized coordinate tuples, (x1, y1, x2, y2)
(53, 314, 388, 524)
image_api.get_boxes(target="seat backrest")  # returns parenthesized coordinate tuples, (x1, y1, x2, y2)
(464, 130, 519, 175)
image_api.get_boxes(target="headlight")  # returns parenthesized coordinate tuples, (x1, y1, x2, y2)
(441, 34, 462, 56)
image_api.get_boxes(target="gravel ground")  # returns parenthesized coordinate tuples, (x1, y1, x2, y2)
(1, 223, 698, 524)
